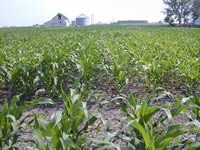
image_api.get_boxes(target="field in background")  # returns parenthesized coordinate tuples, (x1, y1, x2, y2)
(0, 26, 200, 149)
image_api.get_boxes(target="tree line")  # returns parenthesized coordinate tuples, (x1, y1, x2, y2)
(163, 0, 200, 25)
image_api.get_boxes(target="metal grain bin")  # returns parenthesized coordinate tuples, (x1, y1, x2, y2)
(76, 14, 90, 26)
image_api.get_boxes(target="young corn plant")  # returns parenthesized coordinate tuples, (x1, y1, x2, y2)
(119, 96, 198, 150)
(77, 35, 100, 90)
(0, 96, 45, 150)
(33, 88, 97, 150)
(183, 97, 200, 148)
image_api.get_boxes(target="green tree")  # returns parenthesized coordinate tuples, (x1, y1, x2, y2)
(163, 0, 193, 25)
(192, 0, 200, 22)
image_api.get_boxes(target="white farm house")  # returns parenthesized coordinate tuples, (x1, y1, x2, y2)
(43, 13, 70, 27)
(193, 17, 200, 27)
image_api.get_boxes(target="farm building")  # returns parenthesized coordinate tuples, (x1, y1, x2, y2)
(76, 14, 90, 26)
(43, 13, 70, 27)
(71, 21, 76, 26)
(116, 20, 148, 25)
(193, 17, 200, 27)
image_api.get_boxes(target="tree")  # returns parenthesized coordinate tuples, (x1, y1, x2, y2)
(192, 0, 200, 22)
(164, 16, 175, 25)
(163, 0, 193, 25)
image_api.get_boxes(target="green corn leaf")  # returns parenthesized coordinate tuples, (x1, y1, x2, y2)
(132, 121, 155, 150)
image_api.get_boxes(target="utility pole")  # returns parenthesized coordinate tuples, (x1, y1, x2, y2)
(91, 14, 94, 24)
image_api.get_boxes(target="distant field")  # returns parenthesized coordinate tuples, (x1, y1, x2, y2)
(0, 26, 199, 100)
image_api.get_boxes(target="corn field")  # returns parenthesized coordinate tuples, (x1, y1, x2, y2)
(0, 26, 200, 149)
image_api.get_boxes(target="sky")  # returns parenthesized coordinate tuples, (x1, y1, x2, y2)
(0, 0, 165, 27)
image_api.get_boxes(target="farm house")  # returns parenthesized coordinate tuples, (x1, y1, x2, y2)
(116, 20, 148, 25)
(43, 13, 70, 27)
(193, 17, 200, 27)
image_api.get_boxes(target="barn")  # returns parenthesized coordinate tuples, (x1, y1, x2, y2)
(43, 13, 70, 27)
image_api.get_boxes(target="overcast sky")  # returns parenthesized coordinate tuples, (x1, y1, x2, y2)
(0, 0, 165, 27)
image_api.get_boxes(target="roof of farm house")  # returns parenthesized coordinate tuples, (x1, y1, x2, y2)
(53, 13, 69, 20)
(116, 20, 148, 25)
(43, 13, 70, 27)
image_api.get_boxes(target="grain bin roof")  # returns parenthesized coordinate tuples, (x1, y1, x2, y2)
(76, 14, 89, 19)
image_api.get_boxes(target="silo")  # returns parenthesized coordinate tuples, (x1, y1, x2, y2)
(76, 14, 90, 26)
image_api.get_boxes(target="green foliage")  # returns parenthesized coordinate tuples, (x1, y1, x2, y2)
(163, 0, 193, 25)
(187, 98, 200, 120)
(32, 89, 97, 149)
(0, 96, 24, 149)
(0, 96, 51, 149)
(0, 26, 200, 149)
(119, 96, 200, 150)
(192, 0, 200, 21)
(0, 26, 200, 100)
